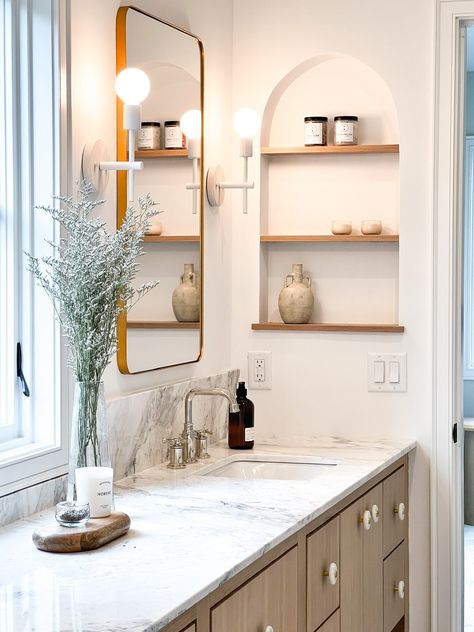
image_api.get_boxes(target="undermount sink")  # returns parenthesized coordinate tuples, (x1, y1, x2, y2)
(202, 456, 339, 481)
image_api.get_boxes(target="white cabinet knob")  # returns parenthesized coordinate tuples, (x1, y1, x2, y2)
(394, 502, 406, 521)
(394, 580, 405, 599)
(360, 509, 372, 530)
(371, 504, 380, 523)
(323, 562, 338, 585)
(265, 627, 274, 632)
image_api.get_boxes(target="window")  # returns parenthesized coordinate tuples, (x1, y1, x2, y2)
(0, 0, 68, 494)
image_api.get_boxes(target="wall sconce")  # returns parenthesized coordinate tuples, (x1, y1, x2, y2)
(206, 108, 260, 213)
(181, 109, 201, 214)
(81, 68, 150, 200)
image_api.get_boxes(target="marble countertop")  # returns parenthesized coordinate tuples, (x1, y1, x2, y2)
(0, 436, 415, 632)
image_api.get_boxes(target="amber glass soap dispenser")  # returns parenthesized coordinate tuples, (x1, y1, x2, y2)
(228, 381, 254, 449)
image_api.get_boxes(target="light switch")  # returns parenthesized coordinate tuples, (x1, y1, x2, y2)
(389, 361, 400, 383)
(374, 361, 385, 383)
(368, 353, 407, 392)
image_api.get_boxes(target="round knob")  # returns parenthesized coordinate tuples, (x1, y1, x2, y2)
(394, 502, 406, 521)
(394, 580, 405, 600)
(322, 562, 338, 585)
(371, 504, 380, 523)
(265, 627, 274, 632)
(360, 509, 372, 530)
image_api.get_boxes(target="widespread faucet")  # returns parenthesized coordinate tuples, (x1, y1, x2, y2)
(182, 387, 240, 463)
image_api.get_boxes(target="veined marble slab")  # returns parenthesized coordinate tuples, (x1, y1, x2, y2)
(0, 370, 239, 528)
(0, 436, 416, 632)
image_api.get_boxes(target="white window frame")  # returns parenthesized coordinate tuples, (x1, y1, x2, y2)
(464, 136, 474, 379)
(0, 0, 70, 496)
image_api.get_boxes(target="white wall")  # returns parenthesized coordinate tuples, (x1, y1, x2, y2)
(69, 0, 234, 397)
(231, 1, 434, 630)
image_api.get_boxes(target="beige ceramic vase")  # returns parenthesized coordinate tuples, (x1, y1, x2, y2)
(172, 263, 200, 322)
(278, 263, 314, 324)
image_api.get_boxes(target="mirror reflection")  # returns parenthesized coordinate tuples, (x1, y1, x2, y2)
(116, 7, 204, 374)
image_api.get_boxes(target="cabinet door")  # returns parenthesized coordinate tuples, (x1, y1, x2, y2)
(211, 547, 298, 632)
(383, 466, 407, 558)
(383, 543, 406, 632)
(307, 516, 340, 632)
(317, 610, 340, 632)
(340, 483, 383, 632)
(180, 626, 196, 632)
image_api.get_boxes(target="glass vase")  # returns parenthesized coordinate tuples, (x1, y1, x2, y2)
(67, 381, 110, 500)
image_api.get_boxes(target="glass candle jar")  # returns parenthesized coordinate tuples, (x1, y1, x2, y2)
(55, 500, 90, 527)
(164, 121, 184, 149)
(334, 116, 359, 145)
(137, 122, 160, 150)
(304, 116, 328, 146)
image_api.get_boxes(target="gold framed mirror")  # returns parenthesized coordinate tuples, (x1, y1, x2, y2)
(116, 6, 204, 374)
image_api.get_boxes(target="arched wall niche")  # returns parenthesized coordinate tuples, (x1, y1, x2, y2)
(261, 53, 399, 147)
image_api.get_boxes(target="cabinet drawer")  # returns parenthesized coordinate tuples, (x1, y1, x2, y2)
(383, 466, 407, 558)
(180, 626, 196, 632)
(383, 543, 406, 632)
(317, 609, 340, 632)
(211, 547, 298, 632)
(307, 516, 340, 632)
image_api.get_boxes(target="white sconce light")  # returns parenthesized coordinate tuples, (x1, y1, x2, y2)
(181, 109, 201, 214)
(81, 67, 150, 201)
(206, 107, 260, 213)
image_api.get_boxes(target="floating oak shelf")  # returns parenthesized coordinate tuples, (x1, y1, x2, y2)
(128, 321, 200, 330)
(142, 235, 200, 243)
(134, 148, 188, 159)
(260, 144, 399, 156)
(251, 322, 405, 333)
(260, 234, 399, 243)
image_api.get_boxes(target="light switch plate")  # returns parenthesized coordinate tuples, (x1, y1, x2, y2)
(368, 353, 407, 392)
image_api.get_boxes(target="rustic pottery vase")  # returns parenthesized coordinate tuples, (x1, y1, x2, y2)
(278, 263, 314, 324)
(172, 263, 200, 322)
(67, 381, 110, 500)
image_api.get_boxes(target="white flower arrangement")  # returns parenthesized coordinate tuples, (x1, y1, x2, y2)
(26, 181, 160, 384)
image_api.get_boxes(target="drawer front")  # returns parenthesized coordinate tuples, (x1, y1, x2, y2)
(307, 516, 340, 632)
(211, 547, 298, 632)
(340, 483, 383, 632)
(317, 610, 340, 632)
(383, 543, 406, 632)
(180, 626, 196, 632)
(383, 466, 407, 558)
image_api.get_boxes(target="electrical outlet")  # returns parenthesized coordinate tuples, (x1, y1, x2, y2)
(248, 351, 272, 390)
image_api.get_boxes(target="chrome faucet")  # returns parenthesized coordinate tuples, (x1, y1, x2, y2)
(182, 388, 240, 463)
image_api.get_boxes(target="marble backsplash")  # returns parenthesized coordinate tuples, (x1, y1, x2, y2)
(0, 369, 239, 527)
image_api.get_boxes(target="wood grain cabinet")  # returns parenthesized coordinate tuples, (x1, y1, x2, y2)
(211, 547, 298, 632)
(162, 457, 409, 632)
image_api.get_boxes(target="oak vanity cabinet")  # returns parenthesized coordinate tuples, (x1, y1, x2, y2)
(162, 457, 409, 632)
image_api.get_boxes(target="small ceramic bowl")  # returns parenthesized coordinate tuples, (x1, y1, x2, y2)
(145, 220, 163, 236)
(331, 220, 352, 235)
(55, 500, 90, 528)
(361, 220, 382, 235)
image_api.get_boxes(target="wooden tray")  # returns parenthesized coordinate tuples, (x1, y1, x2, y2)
(32, 511, 131, 553)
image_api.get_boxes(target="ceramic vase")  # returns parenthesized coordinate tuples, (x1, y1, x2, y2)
(278, 263, 314, 324)
(68, 381, 110, 500)
(172, 263, 200, 322)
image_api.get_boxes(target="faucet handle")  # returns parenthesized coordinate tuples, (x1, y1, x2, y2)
(195, 428, 213, 459)
(196, 428, 213, 437)
(162, 437, 186, 469)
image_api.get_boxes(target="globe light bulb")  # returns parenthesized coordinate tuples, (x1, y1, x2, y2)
(115, 68, 150, 105)
(232, 108, 260, 139)
(180, 110, 202, 140)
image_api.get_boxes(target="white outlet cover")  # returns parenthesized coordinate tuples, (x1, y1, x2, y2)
(248, 351, 272, 390)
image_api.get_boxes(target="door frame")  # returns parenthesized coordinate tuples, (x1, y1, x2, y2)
(433, 3, 471, 631)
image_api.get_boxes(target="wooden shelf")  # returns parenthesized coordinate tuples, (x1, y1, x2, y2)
(260, 234, 399, 243)
(134, 148, 188, 159)
(260, 144, 399, 156)
(143, 235, 200, 243)
(128, 321, 200, 330)
(251, 322, 405, 333)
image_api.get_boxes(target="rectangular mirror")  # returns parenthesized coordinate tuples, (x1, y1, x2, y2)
(116, 6, 204, 374)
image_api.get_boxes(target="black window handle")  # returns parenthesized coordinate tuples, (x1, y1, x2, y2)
(17, 342, 30, 397)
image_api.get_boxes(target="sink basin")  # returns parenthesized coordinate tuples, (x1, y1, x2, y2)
(202, 457, 339, 481)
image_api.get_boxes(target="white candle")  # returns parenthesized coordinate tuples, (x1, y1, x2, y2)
(75, 466, 113, 518)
